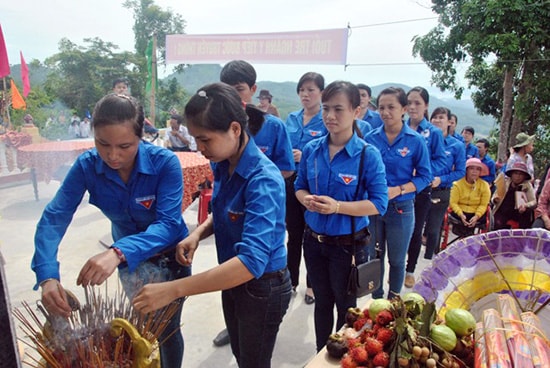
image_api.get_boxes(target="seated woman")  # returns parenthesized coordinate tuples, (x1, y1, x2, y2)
(533, 176, 550, 230)
(492, 161, 536, 229)
(449, 158, 492, 236)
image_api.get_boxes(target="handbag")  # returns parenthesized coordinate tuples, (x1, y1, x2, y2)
(346, 145, 381, 297)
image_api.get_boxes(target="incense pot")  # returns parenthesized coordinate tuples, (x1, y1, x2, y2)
(111, 318, 160, 368)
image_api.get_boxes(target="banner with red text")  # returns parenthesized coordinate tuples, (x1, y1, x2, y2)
(166, 28, 348, 65)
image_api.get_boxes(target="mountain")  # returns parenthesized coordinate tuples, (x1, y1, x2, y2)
(170, 65, 496, 137)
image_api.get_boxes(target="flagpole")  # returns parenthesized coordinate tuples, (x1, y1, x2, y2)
(2, 77, 11, 126)
(150, 35, 157, 127)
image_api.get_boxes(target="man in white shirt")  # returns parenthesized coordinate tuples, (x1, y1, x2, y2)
(164, 114, 196, 152)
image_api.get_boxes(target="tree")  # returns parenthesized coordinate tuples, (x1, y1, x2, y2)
(43, 37, 141, 114)
(123, 0, 186, 112)
(412, 0, 550, 169)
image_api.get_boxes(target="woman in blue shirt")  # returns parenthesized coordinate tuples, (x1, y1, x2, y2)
(133, 83, 291, 368)
(31, 94, 190, 368)
(285, 72, 327, 304)
(405, 107, 466, 286)
(364, 87, 432, 300)
(404, 87, 446, 289)
(295, 81, 388, 351)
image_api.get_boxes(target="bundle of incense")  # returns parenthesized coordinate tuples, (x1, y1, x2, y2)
(474, 321, 488, 368)
(497, 294, 534, 368)
(520, 311, 549, 368)
(482, 308, 512, 368)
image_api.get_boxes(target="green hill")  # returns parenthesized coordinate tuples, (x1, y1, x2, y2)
(170, 65, 496, 137)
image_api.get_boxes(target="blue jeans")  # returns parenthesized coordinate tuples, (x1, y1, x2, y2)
(303, 233, 369, 351)
(119, 252, 191, 368)
(368, 199, 414, 299)
(222, 268, 292, 368)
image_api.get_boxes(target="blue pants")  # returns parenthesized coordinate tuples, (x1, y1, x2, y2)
(303, 233, 369, 351)
(222, 268, 292, 368)
(119, 252, 191, 368)
(368, 199, 415, 299)
(406, 187, 432, 272)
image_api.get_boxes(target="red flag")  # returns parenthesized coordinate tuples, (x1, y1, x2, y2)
(20, 51, 30, 97)
(10, 79, 26, 110)
(0, 24, 10, 78)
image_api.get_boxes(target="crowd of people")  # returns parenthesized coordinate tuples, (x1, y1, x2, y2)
(30, 63, 548, 368)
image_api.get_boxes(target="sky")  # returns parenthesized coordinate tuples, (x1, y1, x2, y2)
(0, 0, 470, 98)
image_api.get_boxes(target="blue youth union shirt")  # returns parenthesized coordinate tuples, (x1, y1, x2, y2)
(252, 113, 295, 172)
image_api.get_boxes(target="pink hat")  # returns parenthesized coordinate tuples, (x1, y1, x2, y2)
(466, 158, 489, 176)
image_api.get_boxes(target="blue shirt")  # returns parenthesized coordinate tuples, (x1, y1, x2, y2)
(286, 108, 327, 153)
(362, 109, 384, 130)
(32, 141, 189, 288)
(452, 132, 464, 142)
(252, 114, 295, 172)
(480, 154, 496, 185)
(356, 119, 372, 138)
(465, 143, 479, 159)
(407, 118, 447, 177)
(295, 133, 388, 235)
(364, 123, 432, 201)
(211, 137, 287, 278)
(439, 135, 466, 188)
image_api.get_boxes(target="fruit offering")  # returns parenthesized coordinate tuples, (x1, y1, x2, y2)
(326, 293, 476, 367)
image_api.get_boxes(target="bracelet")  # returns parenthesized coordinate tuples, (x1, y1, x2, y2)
(39, 278, 58, 287)
(335, 201, 340, 214)
(110, 246, 126, 263)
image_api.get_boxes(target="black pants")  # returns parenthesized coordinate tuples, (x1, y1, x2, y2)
(406, 187, 431, 273)
(285, 173, 311, 289)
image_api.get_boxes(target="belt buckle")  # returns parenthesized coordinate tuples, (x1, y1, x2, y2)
(317, 234, 326, 243)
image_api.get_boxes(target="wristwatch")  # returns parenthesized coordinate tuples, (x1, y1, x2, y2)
(400, 185, 406, 196)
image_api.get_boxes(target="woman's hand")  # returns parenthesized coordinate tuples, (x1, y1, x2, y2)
(133, 281, 179, 314)
(77, 249, 119, 287)
(176, 234, 200, 266)
(431, 177, 442, 188)
(41, 279, 72, 318)
(292, 149, 302, 163)
(466, 215, 480, 227)
(303, 194, 338, 214)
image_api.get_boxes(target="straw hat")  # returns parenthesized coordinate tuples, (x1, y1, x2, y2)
(513, 132, 535, 148)
(505, 161, 532, 181)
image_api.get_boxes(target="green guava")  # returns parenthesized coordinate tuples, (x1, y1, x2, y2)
(430, 324, 458, 352)
(445, 308, 476, 337)
(368, 299, 392, 320)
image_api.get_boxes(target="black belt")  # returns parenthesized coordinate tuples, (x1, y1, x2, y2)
(259, 267, 288, 280)
(305, 226, 370, 246)
(432, 187, 451, 192)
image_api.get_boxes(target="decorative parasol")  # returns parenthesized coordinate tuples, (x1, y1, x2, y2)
(413, 229, 550, 337)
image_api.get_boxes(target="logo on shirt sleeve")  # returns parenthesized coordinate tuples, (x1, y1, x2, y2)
(228, 210, 244, 222)
(398, 147, 410, 157)
(339, 174, 357, 185)
(258, 146, 269, 153)
(135, 195, 156, 209)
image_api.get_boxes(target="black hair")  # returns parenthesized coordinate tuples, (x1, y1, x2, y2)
(476, 138, 490, 149)
(322, 81, 362, 138)
(296, 72, 324, 94)
(184, 83, 265, 147)
(450, 113, 458, 124)
(430, 106, 451, 120)
(462, 126, 475, 135)
(112, 78, 128, 89)
(407, 86, 430, 119)
(91, 94, 144, 138)
(430, 107, 452, 135)
(220, 60, 257, 88)
(170, 114, 183, 125)
(356, 83, 372, 97)
(378, 87, 408, 108)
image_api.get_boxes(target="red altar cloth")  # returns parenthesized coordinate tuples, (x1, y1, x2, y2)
(175, 152, 213, 212)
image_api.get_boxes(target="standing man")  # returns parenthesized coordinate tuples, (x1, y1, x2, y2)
(449, 113, 464, 142)
(476, 138, 496, 191)
(356, 83, 384, 129)
(461, 126, 479, 159)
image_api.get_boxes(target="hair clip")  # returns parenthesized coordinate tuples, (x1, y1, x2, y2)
(197, 90, 208, 99)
